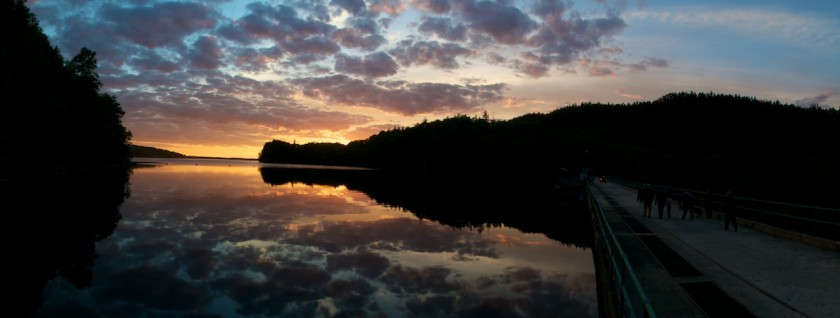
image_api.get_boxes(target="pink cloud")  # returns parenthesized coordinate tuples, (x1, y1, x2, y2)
(410, 0, 452, 14)
(345, 124, 400, 141)
(369, 0, 409, 16)
(613, 89, 643, 100)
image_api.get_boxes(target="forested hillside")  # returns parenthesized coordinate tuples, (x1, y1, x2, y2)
(0, 1, 132, 177)
(129, 144, 187, 158)
(260, 92, 839, 207)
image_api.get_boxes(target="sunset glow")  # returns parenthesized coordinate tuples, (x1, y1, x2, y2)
(28, 0, 840, 158)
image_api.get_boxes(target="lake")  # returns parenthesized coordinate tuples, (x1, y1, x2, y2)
(27, 158, 597, 317)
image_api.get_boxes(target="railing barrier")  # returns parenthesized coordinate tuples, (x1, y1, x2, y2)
(587, 184, 657, 318)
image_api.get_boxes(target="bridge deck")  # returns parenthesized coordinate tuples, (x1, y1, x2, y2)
(591, 181, 840, 317)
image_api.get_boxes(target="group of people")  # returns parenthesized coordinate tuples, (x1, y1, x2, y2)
(636, 184, 738, 231)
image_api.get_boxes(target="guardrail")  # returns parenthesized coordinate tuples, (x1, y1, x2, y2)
(609, 178, 840, 242)
(587, 184, 657, 318)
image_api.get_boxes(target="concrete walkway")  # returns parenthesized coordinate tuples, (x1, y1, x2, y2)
(592, 181, 840, 318)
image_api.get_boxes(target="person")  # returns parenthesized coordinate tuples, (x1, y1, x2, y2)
(681, 190, 694, 220)
(665, 186, 673, 218)
(724, 191, 738, 231)
(641, 185, 654, 218)
(704, 189, 713, 218)
(655, 189, 667, 219)
(637, 184, 647, 214)
(637, 185, 644, 205)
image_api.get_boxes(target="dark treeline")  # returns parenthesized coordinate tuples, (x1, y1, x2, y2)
(1, 0, 132, 177)
(259, 167, 593, 248)
(129, 144, 187, 159)
(260, 92, 840, 207)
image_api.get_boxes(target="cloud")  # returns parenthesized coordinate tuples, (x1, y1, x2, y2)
(345, 124, 400, 141)
(795, 92, 834, 107)
(369, 0, 409, 16)
(625, 7, 840, 47)
(294, 75, 507, 115)
(182, 248, 219, 280)
(329, 16, 389, 52)
(501, 97, 554, 109)
(100, 2, 218, 49)
(129, 51, 182, 73)
(187, 36, 223, 70)
(577, 55, 666, 77)
(379, 265, 465, 295)
(94, 266, 208, 311)
(227, 46, 285, 72)
(589, 67, 613, 77)
(389, 39, 473, 69)
(411, 0, 452, 14)
(510, 59, 551, 77)
(418, 17, 468, 42)
(221, 2, 338, 60)
(453, 0, 538, 45)
(109, 71, 371, 145)
(335, 52, 399, 77)
(625, 57, 668, 72)
(527, 12, 626, 66)
(330, 0, 367, 15)
(321, 278, 377, 309)
(613, 89, 643, 100)
(326, 251, 391, 278)
(405, 294, 457, 316)
(284, 217, 500, 258)
(210, 263, 332, 317)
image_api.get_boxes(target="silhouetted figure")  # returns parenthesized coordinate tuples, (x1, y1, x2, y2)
(724, 191, 738, 231)
(655, 189, 667, 219)
(665, 186, 673, 218)
(704, 189, 713, 218)
(637, 184, 654, 217)
(681, 191, 694, 220)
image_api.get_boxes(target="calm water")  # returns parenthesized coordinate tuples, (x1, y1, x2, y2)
(33, 158, 597, 317)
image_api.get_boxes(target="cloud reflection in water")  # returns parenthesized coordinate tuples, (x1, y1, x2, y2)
(37, 160, 596, 317)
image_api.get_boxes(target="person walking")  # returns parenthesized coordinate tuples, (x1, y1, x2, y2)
(655, 189, 667, 219)
(704, 189, 713, 218)
(636, 183, 654, 217)
(681, 190, 694, 220)
(724, 191, 738, 231)
(642, 185, 655, 218)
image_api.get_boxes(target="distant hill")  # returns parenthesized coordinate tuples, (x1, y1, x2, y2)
(259, 91, 840, 207)
(129, 144, 187, 158)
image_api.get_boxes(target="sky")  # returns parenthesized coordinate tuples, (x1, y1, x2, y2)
(27, 0, 840, 158)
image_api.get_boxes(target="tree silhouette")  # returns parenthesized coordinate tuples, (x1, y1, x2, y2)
(1, 0, 132, 177)
(259, 92, 839, 207)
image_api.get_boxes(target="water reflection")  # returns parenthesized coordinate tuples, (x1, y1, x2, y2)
(259, 166, 593, 248)
(34, 159, 596, 317)
(4, 167, 131, 317)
